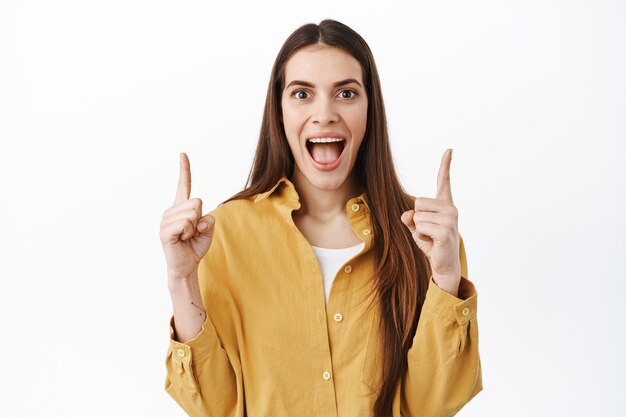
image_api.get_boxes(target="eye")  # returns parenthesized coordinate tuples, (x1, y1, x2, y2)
(292, 89, 310, 100)
(339, 89, 357, 99)
(291, 88, 358, 101)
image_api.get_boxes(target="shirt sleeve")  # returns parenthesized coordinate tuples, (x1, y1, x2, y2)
(401, 234, 483, 416)
(164, 313, 241, 417)
(164, 313, 240, 417)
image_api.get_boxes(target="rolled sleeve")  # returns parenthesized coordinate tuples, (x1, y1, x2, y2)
(165, 314, 239, 417)
(168, 314, 220, 364)
(422, 275, 478, 326)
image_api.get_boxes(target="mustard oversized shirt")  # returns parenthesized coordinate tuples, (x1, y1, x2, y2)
(164, 176, 483, 417)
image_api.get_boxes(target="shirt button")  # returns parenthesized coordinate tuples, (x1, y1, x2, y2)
(362, 229, 371, 235)
(351, 203, 360, 212)
(462, 307, 470, 316)
(177, 349, 185, 357)
(322, 370, 331, 380)
(334, 313, 343, 322)
(344, 265, 352, 273)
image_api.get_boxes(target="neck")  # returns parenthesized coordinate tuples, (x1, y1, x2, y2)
(291, 168, 363, 221)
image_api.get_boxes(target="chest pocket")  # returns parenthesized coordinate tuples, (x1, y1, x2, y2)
(360, 310, 383, 397)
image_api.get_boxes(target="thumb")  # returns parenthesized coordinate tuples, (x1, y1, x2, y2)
(401, 210, 416, 232)
(196, 215, 215, 236)
(402, 210, 431, 246)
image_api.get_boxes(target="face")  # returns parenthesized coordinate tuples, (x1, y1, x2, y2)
(281, 44, 368, 191)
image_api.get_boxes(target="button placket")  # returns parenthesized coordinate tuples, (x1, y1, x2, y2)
(346, 198, 372, 254)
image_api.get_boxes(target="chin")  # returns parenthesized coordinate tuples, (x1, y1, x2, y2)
(294, 164, 347, 190)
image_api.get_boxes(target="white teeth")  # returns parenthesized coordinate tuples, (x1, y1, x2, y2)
(307, 137, 345, 143)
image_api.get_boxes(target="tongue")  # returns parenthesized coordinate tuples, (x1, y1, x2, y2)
(310, 142, 342, 164)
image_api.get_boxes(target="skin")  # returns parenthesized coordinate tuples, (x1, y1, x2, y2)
(281, 44, 368, 248)
(401, 149, 462, 297)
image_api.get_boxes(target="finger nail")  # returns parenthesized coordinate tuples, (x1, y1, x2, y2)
(198, 222, 206, 230)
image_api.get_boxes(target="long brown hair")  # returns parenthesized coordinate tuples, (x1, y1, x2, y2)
(222, 19, 431, 417)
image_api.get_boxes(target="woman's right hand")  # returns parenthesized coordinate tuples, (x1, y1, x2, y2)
(160, 153, 215, 281)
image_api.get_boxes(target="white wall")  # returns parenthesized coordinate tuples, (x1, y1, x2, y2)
(1, 0, 624, 415)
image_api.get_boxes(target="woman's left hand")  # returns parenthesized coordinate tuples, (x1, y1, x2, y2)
(401, 148, 461, 297)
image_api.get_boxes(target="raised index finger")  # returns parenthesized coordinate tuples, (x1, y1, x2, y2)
(436, 148, 454, 204)
(175, 152, 192, 204)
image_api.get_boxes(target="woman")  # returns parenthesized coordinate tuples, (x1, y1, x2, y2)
(160, 19, 482, 417)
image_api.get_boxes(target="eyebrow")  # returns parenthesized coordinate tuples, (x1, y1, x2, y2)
(285, 78, 363, 89)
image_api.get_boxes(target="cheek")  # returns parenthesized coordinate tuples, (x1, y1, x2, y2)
(281, 100, 304, 121)
(345, 104, 368, 135)
(281, 116, 301, 153)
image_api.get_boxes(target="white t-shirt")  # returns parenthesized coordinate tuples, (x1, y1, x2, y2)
(311, 241, 365, 306)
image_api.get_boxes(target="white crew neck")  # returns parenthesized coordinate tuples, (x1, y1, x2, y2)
(311, 241, 364, 254)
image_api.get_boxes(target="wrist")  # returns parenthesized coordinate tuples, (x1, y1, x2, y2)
(168, 272, 198, 287)
(431, 273, 461, 297)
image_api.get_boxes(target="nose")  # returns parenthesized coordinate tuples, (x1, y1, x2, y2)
(312, 96, 339, 125)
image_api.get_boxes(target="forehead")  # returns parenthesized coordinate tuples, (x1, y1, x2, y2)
(284, 46, 363, 86)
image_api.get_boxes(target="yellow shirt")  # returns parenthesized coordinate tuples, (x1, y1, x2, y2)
(164, 176, 483, 416)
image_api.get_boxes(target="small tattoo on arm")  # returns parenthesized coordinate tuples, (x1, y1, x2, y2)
(190, 301, 206, 317)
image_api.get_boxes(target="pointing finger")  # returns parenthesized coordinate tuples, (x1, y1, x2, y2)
(175, 152, 192, 204)
(436, 148, 454, 204)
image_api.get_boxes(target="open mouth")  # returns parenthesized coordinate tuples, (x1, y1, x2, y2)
(305, 138, 346, 165)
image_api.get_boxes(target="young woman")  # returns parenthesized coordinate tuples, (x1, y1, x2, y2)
(160, 19, 482, 417)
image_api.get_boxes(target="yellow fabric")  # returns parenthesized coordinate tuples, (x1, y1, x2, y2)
(164, 176, 482, 416)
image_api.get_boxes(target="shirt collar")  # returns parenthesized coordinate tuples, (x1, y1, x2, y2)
(253, 176, 296, 204)
(253, 175, 370, 212)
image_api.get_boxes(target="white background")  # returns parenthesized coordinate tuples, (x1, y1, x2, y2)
(1, 0, 624, 416)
